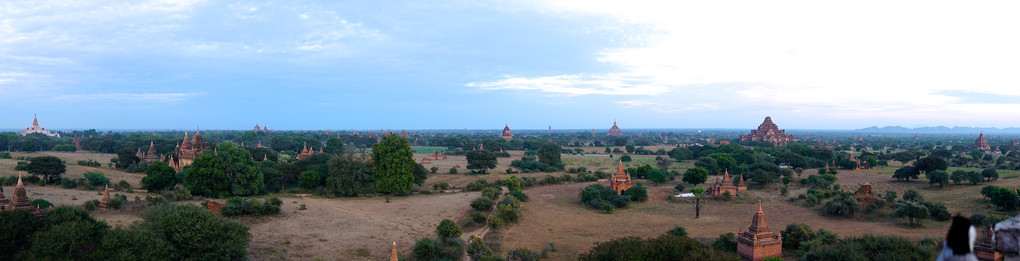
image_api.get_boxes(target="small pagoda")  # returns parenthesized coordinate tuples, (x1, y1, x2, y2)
(609, 160, 632, 194)
(708, 170, 747, 197)
(737, 202, 782, 261)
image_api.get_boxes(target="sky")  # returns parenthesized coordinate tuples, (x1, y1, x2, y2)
(3, 1, 1020, 131)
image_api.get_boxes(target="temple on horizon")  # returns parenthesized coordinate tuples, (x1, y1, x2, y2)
(19, 114, 60, 137)
(739, 116, 795, 145)
(607, 121, 623, 136)
(500, 124, 513, 141)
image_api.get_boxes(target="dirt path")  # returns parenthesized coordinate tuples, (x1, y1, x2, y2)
(459, 186, 509, 261)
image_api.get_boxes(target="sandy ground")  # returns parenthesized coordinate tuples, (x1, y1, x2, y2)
(246, 192, 480, 261)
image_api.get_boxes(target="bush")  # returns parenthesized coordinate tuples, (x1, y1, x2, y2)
(466, 179, 490, 191)
(487, 216, 504, 230)
(83, 200, 99, 211)
(437, 219, 462, 241)
(674, 183, 686, 192)
(581, 232, 736, 260)
(620, 155, 632, 162)
(467, 236, 494, 261)
(481, 187, 501, 200)
(506, 248, 540, 261)
(29, 198, 53, 209)
(450, 168, 458, 174)
(115, 180, 132, 192)
(624, 186, 648, 202)
(221, 196, 283, 217)
(414, 237, 465, 261)
(432, 182, 450, 191)
(61, 178, 78, 189)
(0, 152, 10, 159)
(83, 171, 111, 188)
(137, 204, 251, 260)
(173, 189, 193, 201)
(508, 189, 529, 202)
(470, 210, 487, 224)
(471, 197, 495, 211)
(801, 235, 933, 260)
(668, 226, 688, 237)
(579, 184, 630, 212)
(298, 171, 320, 189)
(711, 232, 737, 252)
(576, 174, 598, 182)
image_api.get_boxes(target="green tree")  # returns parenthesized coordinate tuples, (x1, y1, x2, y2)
(967, 171, 984, 185)
(142, 161, 176, 192)
(185, 142, 265, 197)
(324, 137, 345, 155)
(950, 170, 968, 185)
(467, 236, 493, 261)
(437, 219, 462, 242)
(801, 235, 933, 261)
(137, 204, 250, 260)
(115, 148, 140, 169)
(902, 189, 922, 202)
(0, 209, 40, 259)
(372, 133, 416, 195)
(325, 152, 374, 196)
(466, 150, 498, 173)
(928, 170, 949, 188)
(682, 167, 709, 185)
(913, 155, 948, 175)
(413, 163, 428, 186)
(983, 168, 999, 181)
(992, 187, 1019, 210)
(711, 233, 738, 253)
(823, 194, 861, 218)
(506, 248, 540, 261)
(894, 201, 929, 227)
(299, 170, 320, 189)
(92, 228, 180, 260)
(26, 155, 66, 184)
(892, 166, 919, 181)
(538, 142, 563, 169)
(691, 186, 706, 218)
(624, 185, 648, 202)
(781, 223, 815, 250)
(30, 220, 108, 259)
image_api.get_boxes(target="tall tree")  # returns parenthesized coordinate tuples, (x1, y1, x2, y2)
(185, 142, 265, 197)
(115, 148, 140, 169)
(913, 155, 948, 175)
(928, 170, 949, 188)
(466, 150, 498, 173)
(142, 161, 176, 192)
(691, 186, 706, 218)
(538, 142, 563, 169)
(372, 133, 416, 195)
(324, 137, 345, 155)
(325, 152, 374, 196)
(682, 167, 709, 186)
(26, 155, 65, 184)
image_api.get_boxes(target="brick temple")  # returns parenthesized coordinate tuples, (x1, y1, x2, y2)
(500, 124, 514, 141)
(975, 132, 991, 151)
(737, 202, 782, 261)
(607, 121, 623, 136)
(609, 160, 632, 194)
(739, 116, 796, 145)
(708, 170, 747, 197)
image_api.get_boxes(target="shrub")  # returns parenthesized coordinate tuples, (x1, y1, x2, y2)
(83, 200, 99, 211)
(221, 196, 283, 217)
(437, 219, 462, 241)
(711, 232, 737, 252)
(579, 184, 630, 212)
(624, 186, 648, 202)
(668, 226, 688, 237)
(30, 199, 53, 209)
(471, 197, 495, 211)
(508, 190, 529, 202)
(674, 183, 686, 192)
(430, 166, 439, 173)
(506, 248, 540, 261)
(466, 179, 490, 191)
(487, 216, 504, 230)
(620, 155, 632, 162)
(173, 189, 193, 201)
(481, 187, 501, 200)
(146, 195, 168, 206)
(467, 236, 494, 261)
(449, 168, 458, 174)
(61, 178, 78, 189)
(470, 210, 487, 224)
(432, 182, 450, 191)
(0, 152, 10, 159)
(576, 174, 598, 182)
(298, 171, 320, 189)
(414, 237, 465, 261)
(83, 171, 111, 187)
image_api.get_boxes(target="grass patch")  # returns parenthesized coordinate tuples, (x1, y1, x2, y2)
(412, 146, 448, 154)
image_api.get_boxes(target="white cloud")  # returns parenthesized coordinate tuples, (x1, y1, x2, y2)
(472, 0, 1020, 122)
(52, 92, 199, 103)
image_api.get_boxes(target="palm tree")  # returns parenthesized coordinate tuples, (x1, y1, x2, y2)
(691, 186, 706, 218)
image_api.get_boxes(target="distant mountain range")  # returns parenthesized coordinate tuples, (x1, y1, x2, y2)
(855, 126, 1020, 134)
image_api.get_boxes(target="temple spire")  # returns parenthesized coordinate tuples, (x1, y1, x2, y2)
(390, 242, 399, 261)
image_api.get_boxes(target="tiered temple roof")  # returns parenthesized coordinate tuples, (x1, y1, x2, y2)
(609, 160, 632, 194)
(737, 202, 783, 261)
(708, 170, 747, 197)
(739, 116, 796, 145)
(607, 121, 624, 136)
(975, 133, 992, 151)
(500, 124, 514, 141)
(19, 114, 60, 137)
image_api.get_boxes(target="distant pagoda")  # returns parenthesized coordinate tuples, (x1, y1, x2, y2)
(974, 132, 991, 151)
(500, 124, 514, 141)
(607, 121, 624, 136)
(19, 114, 60, 137)
(739, 116, 796, 145)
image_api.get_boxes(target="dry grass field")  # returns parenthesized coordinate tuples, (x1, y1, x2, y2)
(0, 151, 145, 188)
(7, 151, 1020, 260)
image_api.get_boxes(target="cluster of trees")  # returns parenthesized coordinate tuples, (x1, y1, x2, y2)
(0, 204, 250, 260)
(580, 227, 737, 260)
(982, 185, 1020, 211)
(579, 184, 647, 213)
(891, 190, 951, 227)
(778, 223, 937, 260)
(508, 142, 564, 173)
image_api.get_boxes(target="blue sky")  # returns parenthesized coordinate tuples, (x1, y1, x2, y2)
(3, 1, 1020, 131)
